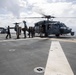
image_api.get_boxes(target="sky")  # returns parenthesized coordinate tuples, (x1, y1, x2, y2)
(0, 0, 76, 32)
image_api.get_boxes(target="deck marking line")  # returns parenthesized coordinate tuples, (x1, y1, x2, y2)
(51, 38, 76, 43)
(44, 41, 74, 75)
(0, 38, 48, 42)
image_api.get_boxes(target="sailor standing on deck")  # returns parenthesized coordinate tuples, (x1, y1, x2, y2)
(23, 21, 27, 38)
(30, 27, 33, 38)
(28, 27, 31, 38)
(6, 26, 11, 39)
(14, 24, 20, 39)
(28, 27, 35, 38)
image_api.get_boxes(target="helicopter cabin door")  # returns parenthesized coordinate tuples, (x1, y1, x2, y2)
(47, 24, 53, 34)
(47, 24, 60, 35)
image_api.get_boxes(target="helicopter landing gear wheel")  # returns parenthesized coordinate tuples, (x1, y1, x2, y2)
(45, 33, 48, 37)
(55, 34, 60, 37)
(40, 33, 43, 37)
(71, 32, 74, 36)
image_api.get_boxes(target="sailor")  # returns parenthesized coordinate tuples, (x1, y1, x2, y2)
(28, 27, 35, 38)
(23, 21, 27, 38)
(39, 25, 43, 37)
(31, 27, 35, 38)
(14, 24, 20, 39)
(6, 26, 11, 39)
(28, 27, 31, 38)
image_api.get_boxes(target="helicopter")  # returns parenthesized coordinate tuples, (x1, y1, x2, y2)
(31, 14, 75, 37)
(11, 13, 75, 38)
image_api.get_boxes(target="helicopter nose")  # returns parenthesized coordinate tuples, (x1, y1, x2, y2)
(70, 28, 72, 31)
(69, 28, 72, 32)
(67, 27, 71, 30)
(66, 28, 72, 33)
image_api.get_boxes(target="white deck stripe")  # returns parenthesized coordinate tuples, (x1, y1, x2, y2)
(44, 41, 74, 75)
(51, 38, 76, 43)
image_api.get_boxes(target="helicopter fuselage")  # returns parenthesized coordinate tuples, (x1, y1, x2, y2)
(34, 20, 74, 37)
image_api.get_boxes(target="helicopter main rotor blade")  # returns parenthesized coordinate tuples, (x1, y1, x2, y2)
(38, 12, 46, 17)
(37, 12, 76, 19)
(24, 17, 42, 19)
(26, 16, 55, 18)
(55, 17, 76, 18)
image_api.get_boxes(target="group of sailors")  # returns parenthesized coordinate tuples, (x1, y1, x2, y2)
(6, 21, 35, 39)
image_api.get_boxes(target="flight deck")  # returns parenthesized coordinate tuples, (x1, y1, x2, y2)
(0, 34, 76, 75)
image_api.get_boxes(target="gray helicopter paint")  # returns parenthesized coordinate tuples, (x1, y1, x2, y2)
(34, 20, 73, 36)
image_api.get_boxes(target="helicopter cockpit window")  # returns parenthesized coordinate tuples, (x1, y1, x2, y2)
(59, 23, 67, 30)
(54, 24, 59, 27)
(60, 23, 66, 27)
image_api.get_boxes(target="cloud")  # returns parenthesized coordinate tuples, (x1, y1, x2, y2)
(30, 2, 76, 27)
(0, 0, 26, 18)
(0, 0, 76, 31)
(47, 0, 76, 3)
(26, 0, 47, 5)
